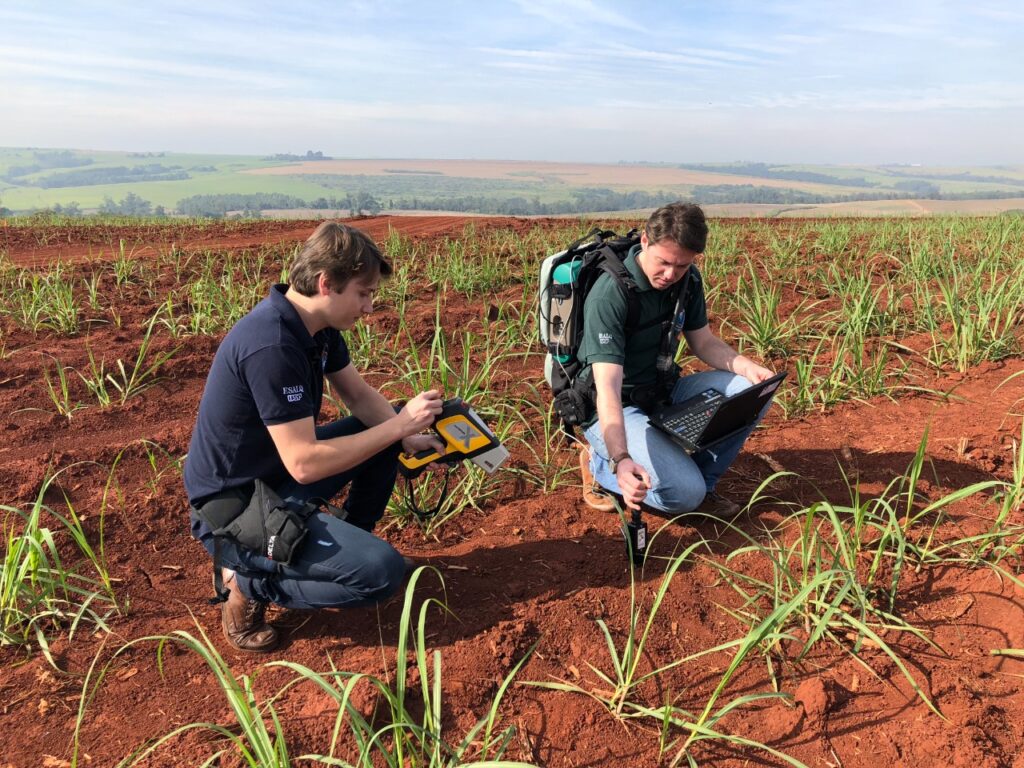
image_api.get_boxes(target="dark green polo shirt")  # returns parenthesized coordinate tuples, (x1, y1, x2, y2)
(576, 244, 707, 425)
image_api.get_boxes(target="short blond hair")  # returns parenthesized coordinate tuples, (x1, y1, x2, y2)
(289, 222, 391, 296)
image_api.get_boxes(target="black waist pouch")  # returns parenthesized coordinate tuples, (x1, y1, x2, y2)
(193, 480, 348, 603)
(553, 387, 591, 426)
(217, 479, 313, 565)
(627, 385, 658, 414)
(194, 479, 319, 565)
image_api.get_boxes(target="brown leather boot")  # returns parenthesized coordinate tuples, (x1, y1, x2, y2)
(692, 490, 742, 518)
(580, 447, 616, 512)
(221, 571, 278, 653)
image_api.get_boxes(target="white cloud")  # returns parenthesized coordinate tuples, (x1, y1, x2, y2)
(2, 2, 1022, 164)
(475, 47, 575, 61)
(510, 0, 645, 33)
(0, 45, 299, 90)
(483, 61, 565, 74)
(601, 43, 759, 70)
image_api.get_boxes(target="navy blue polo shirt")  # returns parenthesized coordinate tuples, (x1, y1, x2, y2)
(184, 284, 350, 505)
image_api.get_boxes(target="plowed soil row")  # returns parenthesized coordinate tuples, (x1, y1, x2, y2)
(0, 215, 482, 267)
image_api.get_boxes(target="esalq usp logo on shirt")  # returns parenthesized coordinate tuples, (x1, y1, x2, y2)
(282, 385, 304, 403)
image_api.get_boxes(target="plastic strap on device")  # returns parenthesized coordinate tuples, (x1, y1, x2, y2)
(402, 465, 453, 520)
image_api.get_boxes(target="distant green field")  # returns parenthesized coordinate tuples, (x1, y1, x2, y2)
(2, 147, 1023, 216)
(3, 172, 342, 209)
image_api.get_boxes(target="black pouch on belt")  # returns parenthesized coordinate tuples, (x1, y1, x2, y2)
(219, 479, 315, 564)
(628, 384, 659, 414)
(553, 387, 591, 426)
(195, 479, 339, 603)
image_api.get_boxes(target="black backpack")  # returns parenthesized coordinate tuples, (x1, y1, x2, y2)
(539, 227, 695, 429)
(538, 228, 659, 428)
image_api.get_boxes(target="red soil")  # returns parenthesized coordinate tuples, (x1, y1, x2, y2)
(1, 218, 1022, 767)
(0, 215, 482, 268)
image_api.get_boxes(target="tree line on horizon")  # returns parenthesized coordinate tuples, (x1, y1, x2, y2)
(678, 161, 1024, 190)
(4, 148, 1023, 218)
(5, 184, 1024, 220)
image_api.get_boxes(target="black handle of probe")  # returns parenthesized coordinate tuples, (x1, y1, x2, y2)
(624, 508, 647, 566)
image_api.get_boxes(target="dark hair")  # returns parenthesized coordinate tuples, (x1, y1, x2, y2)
(644, 202, 708, 254)
(288, 222, 392, 296)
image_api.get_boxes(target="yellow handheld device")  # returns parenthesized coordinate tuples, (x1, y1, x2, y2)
(398, 398, 509, 480)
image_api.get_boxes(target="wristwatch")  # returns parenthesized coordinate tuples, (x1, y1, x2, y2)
(609, 451, 631, 475)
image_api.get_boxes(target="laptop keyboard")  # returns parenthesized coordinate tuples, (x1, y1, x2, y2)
(657, 388, 724, 443)
(662, 406, 716, 441)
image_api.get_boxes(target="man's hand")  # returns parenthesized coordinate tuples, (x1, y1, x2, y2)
(401, 433, 447, 471)
(616, 458, 651, 511)
(684, 327, 776, 384)
(398, 390, 444, 436)
(733, 357, 776, 384)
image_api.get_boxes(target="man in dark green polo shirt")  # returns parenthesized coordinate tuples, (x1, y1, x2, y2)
(578, 202, 776, 516)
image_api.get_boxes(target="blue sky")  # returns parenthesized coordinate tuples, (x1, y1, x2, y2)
(2, 1, 1022, 164)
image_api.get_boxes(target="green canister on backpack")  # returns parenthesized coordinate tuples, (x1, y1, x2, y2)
(549, 259, 582, 363)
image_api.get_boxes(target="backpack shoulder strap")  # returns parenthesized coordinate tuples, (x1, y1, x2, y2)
(564, 226, 616, 257)
(675, 263, 699, 316)
(596, 242, 642, 334)
(662, 261, 699, 310)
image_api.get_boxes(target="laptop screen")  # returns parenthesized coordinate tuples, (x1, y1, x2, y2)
(699, 371, 787, 447)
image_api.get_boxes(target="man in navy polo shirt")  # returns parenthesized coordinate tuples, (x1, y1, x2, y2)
(185, 222, 444, 652)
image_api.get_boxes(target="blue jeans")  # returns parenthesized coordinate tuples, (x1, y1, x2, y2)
(583, 371, 770, 515)
(191, 416, 406, 610)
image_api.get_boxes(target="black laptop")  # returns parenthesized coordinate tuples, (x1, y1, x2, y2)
(648, 371, 787, 454)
